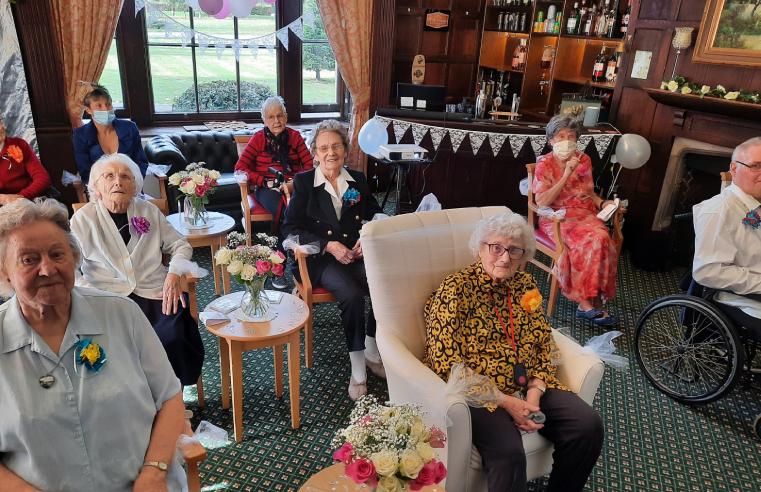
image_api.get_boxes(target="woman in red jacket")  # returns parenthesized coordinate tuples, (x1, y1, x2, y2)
(235, 96, 313, 289)
(0, 113, 52, 205)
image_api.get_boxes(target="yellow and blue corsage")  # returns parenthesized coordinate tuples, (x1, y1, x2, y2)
(73, 338, 107, 374)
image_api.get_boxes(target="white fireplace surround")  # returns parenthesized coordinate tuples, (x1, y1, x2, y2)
(652, 137, 733, 231)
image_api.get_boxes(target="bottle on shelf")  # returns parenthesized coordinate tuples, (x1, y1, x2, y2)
(605, 48, 619, 82)
(578, 0, 588, 35)
(605, 0, 617, 37)
(547, 5, 556, 33)
(541, 44, 555, 70)
(554, 12, 562, 34)
(584, 4, 596, 36)
(486, 71, 495, 99)
(476, 89, 487, 119)
(512, 43, 522, 70)
(592, 43, 608, 82)
(620, 0, 631, 35)
(504, 72, 512, 98)
(567, 3, 580, 35)
(595, 0, 608, 36)
(497, 12, 504, 31)
(520, 12, 528, 32)
(497, 71, 505, 98)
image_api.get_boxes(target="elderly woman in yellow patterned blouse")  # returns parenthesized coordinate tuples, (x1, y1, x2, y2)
(423, 211, 603, 492)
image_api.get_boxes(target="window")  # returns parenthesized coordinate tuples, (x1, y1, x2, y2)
(302, 0, 340, 115)
(100, 33, 125, 110)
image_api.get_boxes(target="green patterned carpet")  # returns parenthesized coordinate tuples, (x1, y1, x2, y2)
(183, 214, 760, 492)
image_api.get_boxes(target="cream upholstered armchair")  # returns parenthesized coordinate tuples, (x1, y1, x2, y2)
(360, 207, 605, 492)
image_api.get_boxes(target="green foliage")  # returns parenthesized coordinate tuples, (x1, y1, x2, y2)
(172, 80, 276, 112)
(252, 4, 274, 16)
(302, 0, 335, 81)
(661, 76, 760, 104)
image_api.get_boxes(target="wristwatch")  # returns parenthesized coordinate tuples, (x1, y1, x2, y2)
(143, 461, 168, 472)
(527, 384, 547, 395)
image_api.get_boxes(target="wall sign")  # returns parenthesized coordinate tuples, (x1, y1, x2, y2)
(424, 10, 450, 31)
(631, 51, 653, 80)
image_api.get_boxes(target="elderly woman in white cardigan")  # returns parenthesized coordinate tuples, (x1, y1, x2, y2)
(70, 153, 205, 385)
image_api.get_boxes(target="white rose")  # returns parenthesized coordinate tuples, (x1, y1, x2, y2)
(168, 174, 182, 186)
(681, 86, 692, 94)
(371, 451, 399, 477)
(227, 260, 244, 275)
(269, 253, 284, 265)
(410, 419, 429, 441)
(215, 248, 233, 265)
(377, 475, 401, 492)
(209, 170, 221, 180)
(416, 442, 436, 462)
(725, 91, 740, 100)
(240, 264, 257, 281)
(181, 180, 197, 195)
(193, 174, 205, 185)
(660, 81, 668, 90)
(399, 450, 423, 479)
(716, 85, 726, 92)
(667, 80, 679, 92)
(701, 85, 711, 94)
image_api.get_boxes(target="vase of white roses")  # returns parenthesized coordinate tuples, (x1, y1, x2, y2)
(168, 162, 220, 229)
(214, 232, 284, 321)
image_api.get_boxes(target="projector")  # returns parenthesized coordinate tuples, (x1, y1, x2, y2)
(378, 144, 428, 161)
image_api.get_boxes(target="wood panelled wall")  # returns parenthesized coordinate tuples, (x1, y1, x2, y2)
(610, 0, 761, 237)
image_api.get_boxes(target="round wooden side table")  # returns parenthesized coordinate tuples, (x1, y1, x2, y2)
(298, 463, 446, 492)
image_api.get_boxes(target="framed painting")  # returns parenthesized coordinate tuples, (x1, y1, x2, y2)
(693, 0, 761, 67)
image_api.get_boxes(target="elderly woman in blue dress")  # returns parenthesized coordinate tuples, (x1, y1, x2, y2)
(0, 198, 185, 492)
(70, 154, 205, 386)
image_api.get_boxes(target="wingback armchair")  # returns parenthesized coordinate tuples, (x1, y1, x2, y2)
(360, 207, 605, 492)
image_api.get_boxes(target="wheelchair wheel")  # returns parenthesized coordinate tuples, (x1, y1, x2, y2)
(634, 295, 745, 404)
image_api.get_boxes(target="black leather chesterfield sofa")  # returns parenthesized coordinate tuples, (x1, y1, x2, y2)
(144, 130, 255, 222)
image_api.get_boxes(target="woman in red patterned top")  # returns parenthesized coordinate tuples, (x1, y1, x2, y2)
(0, 113, 52, 204)
(532, 114, 618, 326)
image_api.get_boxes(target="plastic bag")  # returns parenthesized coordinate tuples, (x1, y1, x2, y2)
(171, 259, 209, 279)
(537, 206, 566, 219)
(61, 170, 82, 186)
(282, 234, 321, 255)
(234, 170, 249, 184)
(519, 177, 529, 196)
(147, 164, 171, 177)
(416, 193, 441, 212)
(579, 331, 629, 372)
(167, 436, 190, 492)
(194, 420, 229, 449)
(444, 363, 505, 411)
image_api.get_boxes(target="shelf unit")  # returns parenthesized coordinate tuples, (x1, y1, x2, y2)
(477, 0, 628, 122)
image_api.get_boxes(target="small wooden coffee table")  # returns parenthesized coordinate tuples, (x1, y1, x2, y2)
(203, 291, 309, 442)
(298, 463, 446, 492)
(167, 211, 235, 296)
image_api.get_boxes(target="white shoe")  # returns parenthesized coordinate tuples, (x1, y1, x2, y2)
(348, 377, 367, 401)
(365, 357, 386, 379)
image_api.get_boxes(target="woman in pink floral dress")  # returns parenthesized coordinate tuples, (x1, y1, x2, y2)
(532, 115, 619, 326)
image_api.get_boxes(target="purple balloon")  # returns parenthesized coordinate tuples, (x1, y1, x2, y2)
(214, 0, 231, 19)
(198, 0, 223, 15)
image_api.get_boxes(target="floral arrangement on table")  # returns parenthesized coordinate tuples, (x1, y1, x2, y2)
(214, 232, 285, 319)
(2, 144, 23, 169)
(331, 396, 447, 492)
(660, 76, 760, 103)
(168, 162, 221, 227)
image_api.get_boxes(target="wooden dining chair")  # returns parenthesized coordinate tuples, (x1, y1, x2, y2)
(721, 171, 732, 190)
(292, 250, 336, 369)
(525, 163, 626, 318)
(181, 422, 208, 492)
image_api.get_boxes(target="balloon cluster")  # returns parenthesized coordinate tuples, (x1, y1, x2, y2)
(188, 0, 276, 19)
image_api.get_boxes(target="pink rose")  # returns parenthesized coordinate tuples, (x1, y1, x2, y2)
(255, 260, 271, 274)
(429, 438, 445, 448)
(274, 251, 286, 261)
(409, 464, 435, 489)
(271, 263, 284, 276)
(333, 442, 353, 464)
(345, 459, 377, 486)
(432, 460, 447, 483)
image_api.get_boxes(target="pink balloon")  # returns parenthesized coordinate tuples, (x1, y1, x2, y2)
(214, 0, 231, 18)
(198, 0, 223, 15)
(264, 0, 277, 3)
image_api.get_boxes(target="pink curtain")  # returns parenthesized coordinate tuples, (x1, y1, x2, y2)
(50, 0, 124, 128)
(316, 0, 372, 172)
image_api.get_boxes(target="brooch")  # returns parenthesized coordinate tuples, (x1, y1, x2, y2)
(520, 289, 543, 313)
(343, 188, 361, 205)
(131, 216, 151, 235)
(73, 338, 107, 374)
(742, 210, 761, 230)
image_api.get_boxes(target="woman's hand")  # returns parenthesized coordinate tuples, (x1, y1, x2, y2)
(498, 393, 544, 433)
(132, 467, 168, 492)
(160, 273, 186, 315)
(0, 194, 23, 205)
(562, 156, 580, 179)
(599, 199, 615, 211)
(326, 241, 355, 264)
(350, 240, 363, 260)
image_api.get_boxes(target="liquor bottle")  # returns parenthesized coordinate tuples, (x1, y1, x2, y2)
(596, 0, 609, 36)
(497, 71, 505, 98)
(592, 44, 607, 82)
(519, 12, 528, 32)
(518, 39, 528, 69)
(620, 0, 631, 34)
(567, 3, 580, 35)
(605, 49, 619, 82)
(497, 12, 503, 31)
(606, 0, 617, 37)
(504, 73, 511, 98)
(584, 4, 596, 36)
(578, 0, 588, 34)
(486, 71, 495, 99)
(512, 43, 522, 69)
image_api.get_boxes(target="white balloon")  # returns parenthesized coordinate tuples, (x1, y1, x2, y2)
(616, 133, 651, 170)
(229, 0, 253, 18)
(185, 0, 201, 9)
(357, 118, 389, 155)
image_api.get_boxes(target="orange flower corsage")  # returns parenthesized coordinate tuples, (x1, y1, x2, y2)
(520, 289, 543, 313)
(5, 145, 23, 164)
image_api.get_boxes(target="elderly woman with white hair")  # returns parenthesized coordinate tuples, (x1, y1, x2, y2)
(70, 153, 205, 386)
(0, 198, 186, 492)
(235, 96, 314, 289)
(424, 211, 604, 492)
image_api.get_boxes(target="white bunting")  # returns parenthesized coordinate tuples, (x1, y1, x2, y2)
(488, 133, 508, 157)
(215, 39, 226, 59)
(164, 19, 177, 37)
(529, 136, 548, 158)
(289, 19, 304, 41)
(448, 129, 468, 153)
(594, 135, 614, 157)
(276, 27, 290, 51)
(197, 34, 210, 56)
(429, 127, 447, 150)
(393, 120, 412, 143)
(303, 9, 316, 29)
(246, 41, 259, 60)
(375, 116, 391, 128)
(509, 135, 528, 158)
(232, 39, 243, 62)
(469, 132, 487, 155)
(411, 124, 428, 146)
(135, 0, 146, 16)
(180, 27, 194, 48)
(576, 135, 593, 152)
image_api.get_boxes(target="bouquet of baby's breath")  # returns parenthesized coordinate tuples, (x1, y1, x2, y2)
(331, 396, 447, 492)
(214, 232, 285, 284)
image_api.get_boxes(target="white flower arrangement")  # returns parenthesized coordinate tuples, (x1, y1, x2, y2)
(214, 232, 285, 284)
(167, 162, 221, 212)
(660, 77, 760, 103)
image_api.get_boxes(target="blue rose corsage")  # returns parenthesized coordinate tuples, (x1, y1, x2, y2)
(73, 338, 107, 375)
(742, 210, 760, 230)
(343, 188, 361, 205)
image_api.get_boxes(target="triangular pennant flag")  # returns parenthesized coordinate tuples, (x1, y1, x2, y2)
(529, 136, 547, 157)
(393, 120, 412, 143)
(146, 7, 161, 28)
(488, 133, 508, 157)
(411, 123, 428, 146)
(263, 34, 275, 54)
(509, 135, 528, 158)
(593, 135, 614, 157)
(375, 116, 391, 128)
(576, 135, 593, 152)
(429, 127, 447, 150)
(135, 0, 146, 16)
(246, 41, 259, 60)
(215, 39, 226, 59)
(164, 18, 177, 38)
(469, 132, 487, 155)
(197, 35, 210, 56)
(232, 39, 243, 62)
(276, 27, 290, 51)
(448, 129, 468, 153)
(180, 27, 194, 48)
(303, 9, 316, 29)
(289, 19, 304, 41)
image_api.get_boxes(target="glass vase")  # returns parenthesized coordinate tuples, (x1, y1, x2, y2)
(239, 277, 271, 321)
(184, 196, 210, 229)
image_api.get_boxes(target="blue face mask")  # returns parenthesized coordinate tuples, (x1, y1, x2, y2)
(92, 109, 115, 127)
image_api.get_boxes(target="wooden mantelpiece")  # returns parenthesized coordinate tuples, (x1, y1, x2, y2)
(644, 88, 761, 123)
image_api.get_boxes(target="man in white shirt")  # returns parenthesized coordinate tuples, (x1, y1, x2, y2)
(693, 137, 761, 333)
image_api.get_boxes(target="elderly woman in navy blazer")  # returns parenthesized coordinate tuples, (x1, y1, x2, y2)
(73, 84, 148, 184)
(281, 120, 385, 401)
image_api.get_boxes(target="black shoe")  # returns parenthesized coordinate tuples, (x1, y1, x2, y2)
(272, 276, 289, 290)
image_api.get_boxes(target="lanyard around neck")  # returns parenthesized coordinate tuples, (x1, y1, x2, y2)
(488, 290, 521, 363)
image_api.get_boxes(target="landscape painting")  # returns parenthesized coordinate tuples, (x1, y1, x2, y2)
(694, 0, 761, 66)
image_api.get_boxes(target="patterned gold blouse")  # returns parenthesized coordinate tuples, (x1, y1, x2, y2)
(423, 262, 567, 396)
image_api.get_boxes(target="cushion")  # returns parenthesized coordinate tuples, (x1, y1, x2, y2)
(246, 193, 272, 217)
(534, 229, 557, 252)
(294, 281, 332, 296)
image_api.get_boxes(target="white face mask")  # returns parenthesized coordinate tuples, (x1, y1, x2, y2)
(552, 139, 577, 160)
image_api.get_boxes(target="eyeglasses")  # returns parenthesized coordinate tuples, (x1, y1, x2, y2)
(99, 172, 135, 183)
(265, 113, 286, 122)
(316, 143, 344, 154)
(736, 161, 761, 173)
(486, 243, 525, 260)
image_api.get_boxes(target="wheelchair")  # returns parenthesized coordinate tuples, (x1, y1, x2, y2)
(633, 271, 761, 439)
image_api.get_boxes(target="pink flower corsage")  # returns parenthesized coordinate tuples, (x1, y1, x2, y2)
(131, 216, 150, 235)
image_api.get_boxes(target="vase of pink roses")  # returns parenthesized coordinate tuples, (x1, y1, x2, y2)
(331, 396, 447, 492)
(168, 162, 220, 229)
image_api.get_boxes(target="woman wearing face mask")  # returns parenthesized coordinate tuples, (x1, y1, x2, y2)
(73, 84, 149, 185)
(532, 114, 619, 326)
